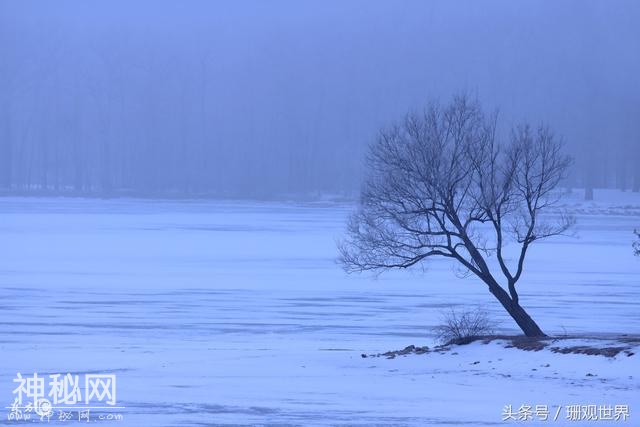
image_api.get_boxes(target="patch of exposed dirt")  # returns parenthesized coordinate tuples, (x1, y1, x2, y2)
(363, 335, 639, 359)
(361, 345, 430, 359)
(549, 346, 630, 358)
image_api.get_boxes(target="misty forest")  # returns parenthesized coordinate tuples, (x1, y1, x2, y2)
(1, 1, 639, 426)
(1, 1, 639, 198)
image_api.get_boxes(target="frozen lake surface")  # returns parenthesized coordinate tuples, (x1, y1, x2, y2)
(0, 191, 639, 425)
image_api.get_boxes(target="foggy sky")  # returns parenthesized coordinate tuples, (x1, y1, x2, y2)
(1, 1, 638, 196)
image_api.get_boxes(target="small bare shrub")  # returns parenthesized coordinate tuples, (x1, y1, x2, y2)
(433, 308, 498, 345)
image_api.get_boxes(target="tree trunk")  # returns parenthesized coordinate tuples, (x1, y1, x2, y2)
(487, 281, 546, 337)
(504, 302, 546, 337)
(584, 151, 594, 200)
(584, 186, 593, 201)
(616, 155, 626, 191)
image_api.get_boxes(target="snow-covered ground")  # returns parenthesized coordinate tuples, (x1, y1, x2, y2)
(0, 189, 639, 425)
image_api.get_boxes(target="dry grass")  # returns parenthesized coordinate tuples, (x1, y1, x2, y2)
(432, 307, 498, 345)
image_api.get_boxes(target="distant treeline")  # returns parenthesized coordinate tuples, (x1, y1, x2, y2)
(0, 129, 636, 199)
(1, 1, 639, 199)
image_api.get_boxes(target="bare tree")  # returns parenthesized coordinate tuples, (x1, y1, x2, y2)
(339, 95, 573, 337)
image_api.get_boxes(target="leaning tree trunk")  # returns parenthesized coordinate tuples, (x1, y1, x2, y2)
(503, 301, 546, 337)
(487, 281, 546, 337)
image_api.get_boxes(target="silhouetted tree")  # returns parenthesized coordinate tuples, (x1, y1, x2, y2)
(339, 95, 574, 337)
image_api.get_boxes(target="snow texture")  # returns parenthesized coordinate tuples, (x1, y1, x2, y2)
(0, 189, 638, 425)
